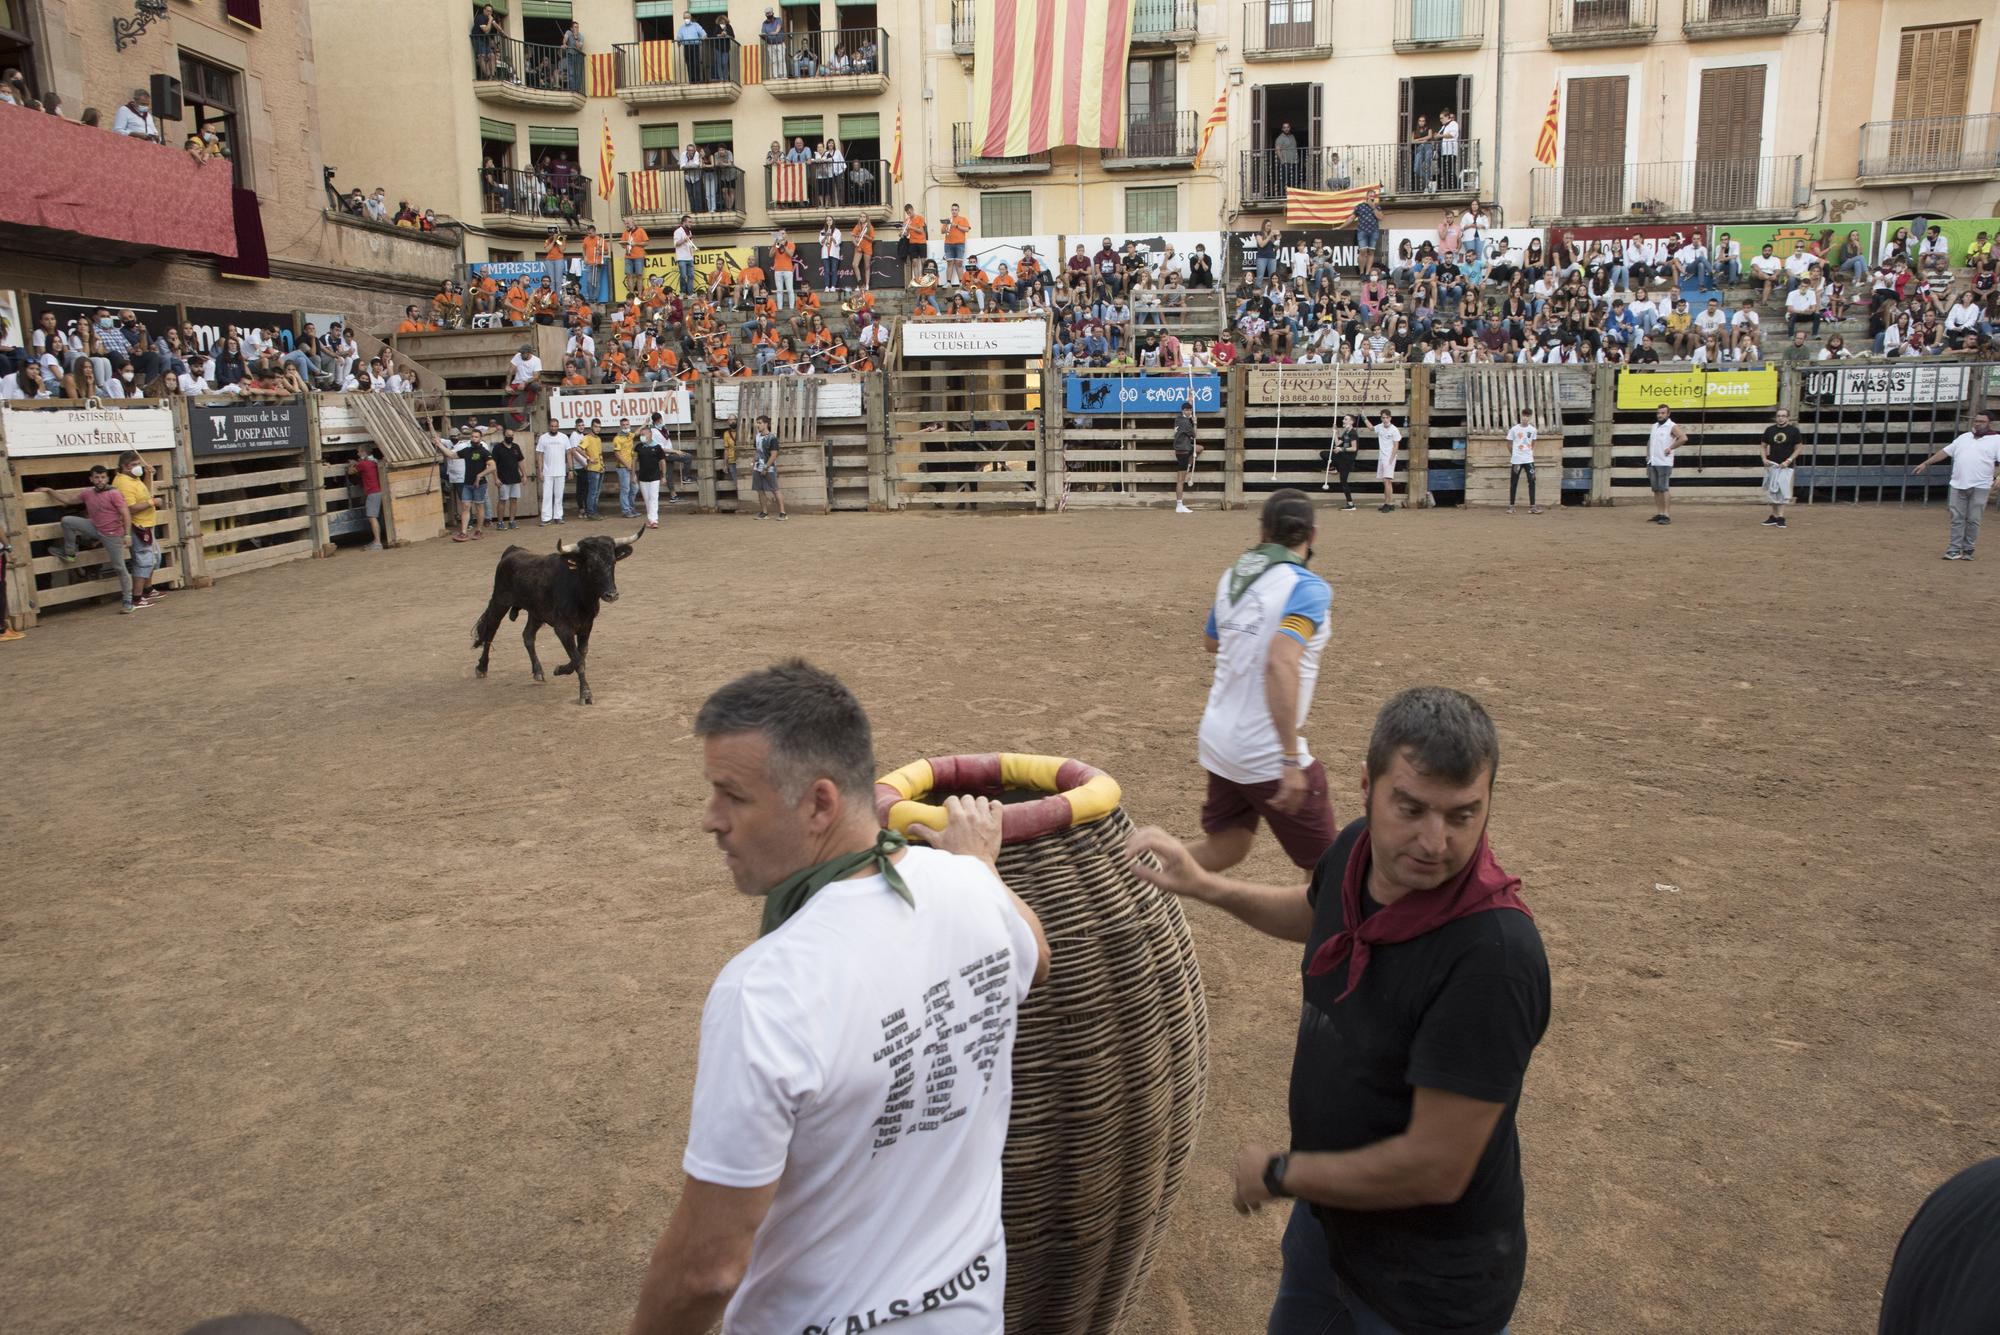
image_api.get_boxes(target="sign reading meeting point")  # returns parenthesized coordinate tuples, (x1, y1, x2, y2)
(1615, 369, 1778, 411)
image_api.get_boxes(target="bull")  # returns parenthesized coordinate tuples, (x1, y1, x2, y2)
(471, 529, 643, 705)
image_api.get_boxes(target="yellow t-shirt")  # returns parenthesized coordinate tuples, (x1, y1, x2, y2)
(113, 473, 159, 528)
(580, 434, 604, 472)
(612, 433, 636, 469)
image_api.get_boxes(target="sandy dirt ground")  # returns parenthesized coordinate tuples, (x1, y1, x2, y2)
(4, 500, 1997, 1335)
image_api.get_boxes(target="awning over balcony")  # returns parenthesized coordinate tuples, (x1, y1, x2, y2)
(0, 103, 237, 259)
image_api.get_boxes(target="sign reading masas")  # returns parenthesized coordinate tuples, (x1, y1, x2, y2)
(901, 321, 1048, 357)
(1245, 366, 1405, 406)
(189, 401, 308, 456)
(1803, 364, 1971, 406)
(1, 404, 176, 458)
(1615, 369, 1778, 411)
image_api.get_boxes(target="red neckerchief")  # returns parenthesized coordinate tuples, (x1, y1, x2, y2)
(1306, 827, 1532, 1001)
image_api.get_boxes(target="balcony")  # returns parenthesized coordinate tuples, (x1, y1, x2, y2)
(762, 29, 889, 98)
(1547, 0, 1654, 48)
(1857, 115, 2000, 185)
(1683, 0, 1799, 40)
(618, 168, 747, 231)
(1393, 0, 1486, 52)
(1239, 142, 1484, 206)
(1527, 155, 1804, 224)
(1105, 111, 1201, 170)
(613, 38, 741, 107)
(479, 167, 594, 237)
(952, 122, 1052, 176)
(1132, 0, 1199, 45)
(472, 34, 585, 111)
(1244, 0, 1334, 59)
(765, 159, 893, 223)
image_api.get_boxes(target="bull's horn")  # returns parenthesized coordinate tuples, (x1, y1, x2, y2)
(556, 539, 578, 554)
(625, 527, 646, 545)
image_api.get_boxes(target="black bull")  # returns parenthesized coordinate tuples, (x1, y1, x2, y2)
(471, 529, 643, 704)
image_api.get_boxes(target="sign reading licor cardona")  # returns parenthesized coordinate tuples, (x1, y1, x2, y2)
(1, 405, 177, 458)
(550, 386, 693, 427)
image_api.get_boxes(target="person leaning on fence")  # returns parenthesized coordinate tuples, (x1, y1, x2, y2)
(38, 464, 140, 614)
(1912, 413, 1999, 562)
(349, 444, 387, 550)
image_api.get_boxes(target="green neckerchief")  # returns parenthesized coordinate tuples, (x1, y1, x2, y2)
(1227, 542, 1306, 603)
(759, 827, 913, 937)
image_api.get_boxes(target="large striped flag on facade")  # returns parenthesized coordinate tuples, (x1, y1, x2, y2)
(637, 40, 676, 84)
(598, 115, 616, 200)
(1535, 85, 1560, 167)
(971, 0, 1138, 155)
(1283, 183, 1380, 228)
(628, 168, 663, 213)
(1195, 87, 1227, 167)
(771, 161, 811, 205)
(892, 106, 903, 183)
(586, 51, 617, 98)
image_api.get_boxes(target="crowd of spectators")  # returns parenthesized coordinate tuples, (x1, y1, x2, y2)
(0, 68, 230, 164)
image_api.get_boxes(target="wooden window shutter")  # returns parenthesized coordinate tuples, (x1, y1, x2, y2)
(1398, 78, 1412, 142)
(1456, 74, 1472, 139)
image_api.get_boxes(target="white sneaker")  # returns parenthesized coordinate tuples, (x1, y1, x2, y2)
(1175, 502, 1192, 514)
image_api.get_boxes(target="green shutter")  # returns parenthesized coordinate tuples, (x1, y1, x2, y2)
(634, 0, 675, 14)
(1125, 185, 1177, 233)
(529, 125, 580, 147)
(480, 0, 508, 13)
(479, 117, 517, 143)
(692, 120, 733, 145)
(781, 115, 824, 140)
(520, 0, 571, 17)
(838, 113, 880, 140)
(686, 0, 730, 12)
(641, 124, 680, 150)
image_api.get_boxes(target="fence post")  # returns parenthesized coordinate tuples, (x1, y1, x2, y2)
(1590, 365, 1616, 505)
(1223, 364, 1245, 509)
(304, 396, 333, 554)
(697, 381, 719, 512)
(0, 425, 36, 630)
(866, 372, 893, 510)
(1043, 365, 1064, 511)
(170, 396, 212, 587)
(1408, 365, 1431, 505)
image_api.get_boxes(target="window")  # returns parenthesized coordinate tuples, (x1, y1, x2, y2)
(641, 123, 680, 170)
(636, 0, 675, 41)
(980, 190, 1031, 237)
(0, 0, 40, 103)
(692, 119, 734, 150)
(1125, 185, 1177, 232)
(489, 249, 524, 262)
(1892, 23, 1976, 124)
(782, 115, 824, 145)
(179, 52, 249, 186)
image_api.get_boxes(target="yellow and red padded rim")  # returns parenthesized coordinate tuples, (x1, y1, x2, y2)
(875, 754, 1123, 844)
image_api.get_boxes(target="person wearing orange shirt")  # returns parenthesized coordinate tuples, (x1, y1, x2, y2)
(530, 281, 560, 325)
(397, 304, 430, 335)
(1016, 247, 1046, 309)
(771, 230, 799, 311)
(580, 223, 606, 302)
(900, 204, 928, 287)
(943, 204, 972, 285)
(853, 217, 875, 293)
(735, 260, 765, 311)
(504, 280, 531, 326)
(543, 227, 568, 292)
(621, 221, 651, 293)
(797, 287, 821, 315)
(914, 295, 939, 317)
(475, 273, 501, 318)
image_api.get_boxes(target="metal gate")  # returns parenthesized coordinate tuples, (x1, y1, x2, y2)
(1794, 363, 1991, 504)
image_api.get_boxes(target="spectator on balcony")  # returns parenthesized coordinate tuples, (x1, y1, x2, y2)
(676, 12, 709, 83)
(1272, 121, 1301, 191)
(1406, 115, 1435, 194)
(1437, 109, 1462, 194)
(856, 33, 879, 72)
(713, 144, 737, 211)
(471, 6, 501, 78)
(820, 140, 846, 207)
(791, 38, 818, 78)
(758, 8, 785, 78)
(361, 187, 388, 223)
(562, 20, 586, 93)
(113, 88, 160, 141)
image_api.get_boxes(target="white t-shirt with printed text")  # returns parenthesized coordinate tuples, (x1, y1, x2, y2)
(685, 846, 1039, 1334)
(1200, 555, 1333, 784)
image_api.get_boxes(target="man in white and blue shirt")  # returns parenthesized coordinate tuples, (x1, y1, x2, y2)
(1191, 490, 1339, 872)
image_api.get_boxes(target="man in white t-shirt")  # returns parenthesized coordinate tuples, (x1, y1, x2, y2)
(1506, 410, 1540, 514)
(1438, 110, 1462, 194)
(535, 422, 572, 524)
(627, 662, 1049, 1335)
(1750, 245, 1784, 303)
(1646, 404, 1687, 525)
(1694, 297, 1728, 342)
(1373, 410, 1403, 512)
(1912, 413, 1998, 560)
(508, 342, 543, 426)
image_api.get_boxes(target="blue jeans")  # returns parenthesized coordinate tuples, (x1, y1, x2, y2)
(1267, 1202, 1511, 1335)
(678, 259, 696, 295)
(581, 470, 603, 516)
(617, 466, 635, 515)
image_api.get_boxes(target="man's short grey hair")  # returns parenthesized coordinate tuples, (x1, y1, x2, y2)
(1365, 687, 1500, 788)
(694, 659, 877, 804)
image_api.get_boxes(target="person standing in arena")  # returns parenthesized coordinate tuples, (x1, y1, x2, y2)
(749, 413, 786, 520)
(1128, 687, 1550, 1335)
(490, 429, 525, 531)
(1759, 408, 1801, 530)
(1646, 404, 1687, 526)
(634, 424, 668, 529)
(625, 661, 1049, 1335)
(112, 452, 166, 606)
(1506, 410, 1541, 515)
(1912, 413, 1998, 560)
(1173, 400, 1199, 514)
(349, 444, 387, 548)
(536, 421, 572, 525)
(1184, 489, 1339, 874)
(38, 464, 137, 613)
(1373, 411, 1402, 514)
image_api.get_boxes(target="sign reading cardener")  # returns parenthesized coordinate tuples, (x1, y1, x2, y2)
(1245, 366, 1405, 406)
(901, 320, 1048, 357)
(188, 401, 308, 456)
(1, 404, 176, 458)
(1615, 369, 1778, 411)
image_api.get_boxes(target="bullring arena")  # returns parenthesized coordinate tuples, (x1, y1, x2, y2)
(4, 491, 1996, 1333)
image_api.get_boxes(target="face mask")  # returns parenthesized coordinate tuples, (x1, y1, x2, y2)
(120, 372, 136, 384)
(98, 317, 114, 329)
(129, 464, 145, 477)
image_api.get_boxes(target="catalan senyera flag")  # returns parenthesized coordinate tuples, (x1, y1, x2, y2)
(1195, 87, 1227, 167)
(772, 162, 811, 206)
(1284, 183, 1380, 229)
(971, 0, 1137, 155)
(638, 39, 677, 83)
(586, 51, 617, 98)
(1535, 85, 1560, 167)
(598, 115, 616, 201)
(627, 169, 663, 212)
(891, 106, 903, 183)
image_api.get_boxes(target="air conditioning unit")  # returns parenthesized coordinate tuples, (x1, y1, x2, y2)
(1458, 168, 1481, 194)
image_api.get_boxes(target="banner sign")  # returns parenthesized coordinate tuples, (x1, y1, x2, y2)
(1887, 217, 2000, 267)
(1244, 366, 1405, 406)
(1802, 364, 1971, 407)
(1227, 229, 1360, 279)
(550, 386, 692, 427)
(1385, 227, 1544, 264)
(901, 320, 1047, 357)
(715, 380, 864, 420)
(468, 260, 553, 285)
(1712, 222, 1877, 264)
(2, 404, 176, 458)
(1615, 368, 1778, 410)
(188, 401, 308, 455)
(615, 246, 758, 301)
(1064, 374, 1221, 414)
(185, 305, 295, 352)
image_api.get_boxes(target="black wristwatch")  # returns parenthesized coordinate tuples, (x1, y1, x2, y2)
(1263, 1152, 1292, 1200)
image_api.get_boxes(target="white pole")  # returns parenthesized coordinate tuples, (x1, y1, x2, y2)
(1272, 362, 1283, 477)
(1322, 359, 1342, 489)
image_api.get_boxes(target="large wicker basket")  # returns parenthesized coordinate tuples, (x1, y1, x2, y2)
(877, 754, 1210, 1335)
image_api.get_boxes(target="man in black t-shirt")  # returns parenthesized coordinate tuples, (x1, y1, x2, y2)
(453, 429, 497, 542)
(1130, 687, 1550, 1335)
(490, 430, 525, 531)
(1760, 408, 1802, 530)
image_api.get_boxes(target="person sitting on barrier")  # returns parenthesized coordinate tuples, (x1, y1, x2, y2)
(40, 465, 140, 613)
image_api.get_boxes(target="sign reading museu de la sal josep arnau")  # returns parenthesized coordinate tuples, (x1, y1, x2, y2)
(1, 404, 177, 458)
(188, 400, 309, 456)
(1064, 374, 1221, 414)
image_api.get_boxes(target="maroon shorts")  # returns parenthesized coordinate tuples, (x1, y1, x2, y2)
(1200, 762, 1338, 870)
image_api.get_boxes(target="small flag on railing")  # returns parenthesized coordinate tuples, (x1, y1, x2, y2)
(628, 169, 662, 212)
(892, 106, 904, 184)
(587, 52, 617, 98)
(639, 40, 676, 83)
(1535, 85, 1560, 167)
(772, 161, 810, 205)
(598, 115, 616, 201)
(1283, 183, 1379, 228)
(1195, 87, 1227, 167)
